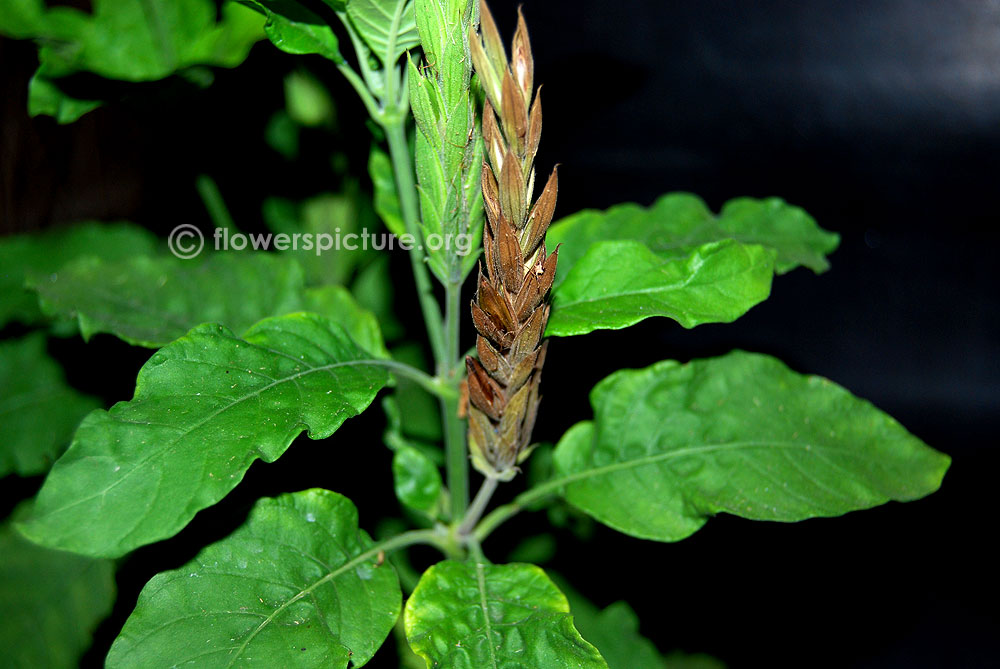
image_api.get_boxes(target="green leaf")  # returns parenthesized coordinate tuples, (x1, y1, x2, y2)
(19, 313, 390, 558)
(551, 351, 951, 542)
(106, 489, 400, 668)
(28, 67, 101, 124)
(240, 0, 344, 63)
(404, 560, 608, 668)
(0, 515, 115, 669)
(369, 145, 406, 236)
(547, 239, 776, 336)
(0, 334, 100, 477)
(0, 221, 159, 328)
(262, 191, 376, 286)
(304, 284, 391, 358)
(347, 0, 419, 64)
(547, 193, 839, 283)
(392, 446, 443, 515)
(27, 253, 307, 348)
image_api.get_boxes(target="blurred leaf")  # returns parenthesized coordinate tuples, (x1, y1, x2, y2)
(0, 515, 115, 669)
(265, 109, 301, 159)
(507, 534, 557, 565)
(19, 313, 389, 558)
(552, 351, 951, 542)
(240, 0, 344, 63)
(548, 193, 839, 283)
(285, 69, 335, 126)
(0, 221, 159, 328)
(351, 254, 403, 340)
(392, 446, 443, 516)
(547, 239, 776, 336)
(369, 145, 405, 236)
(2, 0, 263, 121)
(262, 191, 376, 286)
(28, 253, 307, 348)
(347, 0, 420, 64)
(304, 284, 390, 357)
(106, 489, 400, 667)
(0, 334, 100, 477)
(405, 560, 607, 668)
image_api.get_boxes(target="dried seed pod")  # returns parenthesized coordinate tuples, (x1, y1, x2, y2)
(467, 0, 559, 481)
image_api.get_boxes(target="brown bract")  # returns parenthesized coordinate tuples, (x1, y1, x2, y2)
(466, 0, 558, 481)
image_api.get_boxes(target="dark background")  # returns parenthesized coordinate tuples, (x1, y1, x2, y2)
(1, 0, 998, 667)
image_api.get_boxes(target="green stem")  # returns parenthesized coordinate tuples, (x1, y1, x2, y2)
(458, 476, 497, 536)
(442, 279, 468, 521)
(195, 175, 237, 233)
(384, 120, 446, 366)
(365, 359, 456, 399)
(473, 479, 563, 542)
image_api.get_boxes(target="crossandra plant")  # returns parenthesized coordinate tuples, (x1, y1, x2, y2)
(0, 0, 951, 666)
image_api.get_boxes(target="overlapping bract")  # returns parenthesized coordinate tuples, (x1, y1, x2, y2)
(466, 1, 559, 480)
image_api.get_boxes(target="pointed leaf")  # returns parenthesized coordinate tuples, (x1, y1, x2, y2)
(0, 221, 158, 328)
(551, 351, 950, 542)
(404, 560, 608, 668)
(0, 334, 100, 477)
(347, 0, 419, 64)
(107, 489, 400, 668)
(547, 193, 839, 287)
(0, 516, 115, 669)
(19, 313, 390, 557)
(27, 253, 309, 348)
(547, 239, 776, 336)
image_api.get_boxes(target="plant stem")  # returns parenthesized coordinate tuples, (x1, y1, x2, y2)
(472, 478, 564, 542)
(384, 120, 446, 366)
(362, 359, 456, 399)
(441, 279, 468, 521)
(195, 174, 237, 233)
(458, 476, 498, 536)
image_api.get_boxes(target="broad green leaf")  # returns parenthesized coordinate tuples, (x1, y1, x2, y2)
(0, 221, 159, 328)
(547, 239, 776, 336)
(392, 446, 443, 515)
(347, 0, 420, 64)
(0, 515, 115, 669)
(369, 145, 406, 236)
(106, 489, 400, 668)
(0, 334, 100, 477)
(351, 254, 404, 340)
(240, 0, 344, 63)
(552, 351, 951, 542)
(19, 313, 390, 557)
(547, 193, 839, 283)
(4, 0, 263, 120)
(304, 284, 391, 358)
(28, 253, 307, 348)
(555, 579, 723, 669)
(404, 560, 608, 668)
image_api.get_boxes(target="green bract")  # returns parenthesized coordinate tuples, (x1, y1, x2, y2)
(551, 351, 950, 541)
(107, 490, 400, 668)
(405, 560, 608, 668)
(19, 313, 390, 557)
